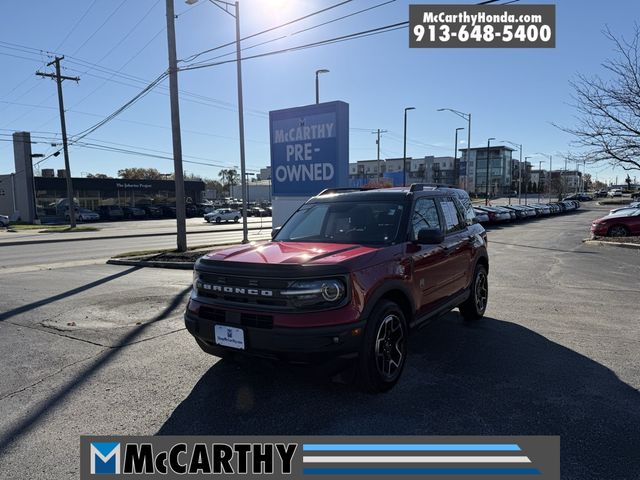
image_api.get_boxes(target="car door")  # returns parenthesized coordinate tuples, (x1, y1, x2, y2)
(409, 197, 450, 315)
(437, 196, 474, 296)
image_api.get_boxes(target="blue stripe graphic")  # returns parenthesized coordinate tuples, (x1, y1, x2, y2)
(303, 467, 540, 475)
(302, 444, 521, 452)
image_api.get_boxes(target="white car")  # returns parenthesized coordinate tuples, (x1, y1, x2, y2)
(607, 189, 623, 198)
(0, 214, 9, 227)
(204, 208, 240, 223)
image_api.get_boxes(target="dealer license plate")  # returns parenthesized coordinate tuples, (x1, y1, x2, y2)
(214, 325, 245, 350)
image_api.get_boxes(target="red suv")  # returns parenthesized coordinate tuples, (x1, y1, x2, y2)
(185, 185, 489, 392)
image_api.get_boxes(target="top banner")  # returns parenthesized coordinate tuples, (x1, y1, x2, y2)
(269, 101, 349, 197)
(410, 4, 556, 48)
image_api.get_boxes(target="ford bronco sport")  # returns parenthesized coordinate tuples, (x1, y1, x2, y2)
(185, 185, 489, 392)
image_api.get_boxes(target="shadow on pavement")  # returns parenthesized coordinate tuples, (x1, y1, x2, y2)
(0, 266, 140, 323)
(0, 286, 191, 453)
(158, 315, 640, 480)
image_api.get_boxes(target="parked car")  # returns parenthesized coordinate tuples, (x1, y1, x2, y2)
(502, 205, 529, 220)
(159, 205, 177, 218)
(66, 208, 100, 222)
(595, 189, 608, 198)
(0, 214, 9, 227)
(564, 193, 592, 202)
(608, 189, 623, 198)
(609, 202, 640, 215)
(186, 185, 489, 392)
(138, 205, 163, 218)
(122, 206, 146, 220)
(97, 205, 124, 221)
(473, 206, 511, 223)
(204, 208, 240, 223)
(591, 209, 640, 237)
(473, 208, 490, 224)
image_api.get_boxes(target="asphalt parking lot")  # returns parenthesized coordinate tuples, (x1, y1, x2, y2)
(0, 203, 638, 479)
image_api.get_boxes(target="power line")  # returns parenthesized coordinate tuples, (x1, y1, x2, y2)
(185, 0, 397, 68)
(180, 0, 354, 63)
(54, 0, 100, 51)
(180, 21, 408, 72)
(71, 0, 128, 56)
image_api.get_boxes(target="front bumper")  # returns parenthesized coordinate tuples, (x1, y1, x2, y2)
(184, 309, 366, 365)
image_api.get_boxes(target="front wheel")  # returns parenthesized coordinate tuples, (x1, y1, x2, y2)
(357, 300, 408, 393)
(608, 225, 629, 237)
(459, 264, 488, 321)
(215, 217, 221, 224)
(234, 217, 239, 223)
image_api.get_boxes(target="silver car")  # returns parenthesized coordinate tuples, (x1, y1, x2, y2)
(204, 208, 241, 223)
(0, 214, 9, 227)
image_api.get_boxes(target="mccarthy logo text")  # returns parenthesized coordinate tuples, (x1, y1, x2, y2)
(120, 443, 297, 475)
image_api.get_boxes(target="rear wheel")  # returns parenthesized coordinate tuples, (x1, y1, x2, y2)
(357, 300, 408, 393)
(608, 225, 629, 237)
(215, 217, 221, 224)
(459, 264, 488, 321)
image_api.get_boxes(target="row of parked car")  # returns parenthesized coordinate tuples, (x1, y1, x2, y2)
(473, 200, 582, 224)
(65, 203, 213, 222)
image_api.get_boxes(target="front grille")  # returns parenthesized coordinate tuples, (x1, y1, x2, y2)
(197, 273, 293, 310)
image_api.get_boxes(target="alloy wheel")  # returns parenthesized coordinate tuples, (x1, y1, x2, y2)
(475, 270, 488, 313)
(374, 314, 405, 381)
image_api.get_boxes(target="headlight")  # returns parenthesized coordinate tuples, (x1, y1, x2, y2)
(281, 279, 346, 308)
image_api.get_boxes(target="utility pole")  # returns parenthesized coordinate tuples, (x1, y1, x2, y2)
(36, 56, 79, 228)
(372, 129, 387, 181)
(165, 0, 188, 251)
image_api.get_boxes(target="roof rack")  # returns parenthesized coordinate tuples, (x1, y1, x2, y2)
(317, 187, 370, 196)
(409, 183, 457, 192)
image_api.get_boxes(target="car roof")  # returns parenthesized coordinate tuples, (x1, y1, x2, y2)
(310, 186, 463, 203)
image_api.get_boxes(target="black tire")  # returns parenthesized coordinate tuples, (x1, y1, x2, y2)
(215, 217, 221, 224)
(459, 264, 488, 321)
(608, 224, 629, 237)
(234, 216, 239, 223)
(356, 300, 408, 393)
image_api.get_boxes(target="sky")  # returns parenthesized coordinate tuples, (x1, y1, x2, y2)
(1, 0, 639, 186)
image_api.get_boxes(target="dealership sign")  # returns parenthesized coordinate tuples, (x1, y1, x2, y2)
(269, 101, 349, 196)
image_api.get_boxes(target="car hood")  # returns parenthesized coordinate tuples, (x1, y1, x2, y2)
(202, 241, 380, 265)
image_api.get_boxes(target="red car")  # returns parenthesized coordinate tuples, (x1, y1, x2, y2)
(591, 209, 640, 237)
(185, 185, 488, 392)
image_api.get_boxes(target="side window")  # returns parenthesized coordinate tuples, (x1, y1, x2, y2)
(439, 197, 465, 234)
(411, 198, 441, 240)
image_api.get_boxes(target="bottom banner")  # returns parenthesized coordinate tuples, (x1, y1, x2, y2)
(80, 435, 559, 480)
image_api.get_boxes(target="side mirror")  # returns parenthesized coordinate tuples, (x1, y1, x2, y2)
(416, 228, 444, 245)
(271, 226, 282, 239)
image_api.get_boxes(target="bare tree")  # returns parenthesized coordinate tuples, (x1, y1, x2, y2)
(560, 26, 640, 172)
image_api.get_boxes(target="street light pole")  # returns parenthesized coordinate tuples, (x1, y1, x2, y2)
(437, 108, 472, 191)
(524, 156, 531, 205)
(501, 140, 523, 205)
(185, 0, 249, 243)
(403, 107, 415, 187)
(454, 127, 464, 187)
(315, 69, 329, 104)
(538, 160, 543, 203)
(485, 137, 495, 205)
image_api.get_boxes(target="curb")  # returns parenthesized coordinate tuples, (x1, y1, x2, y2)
(107, 258, 195, 269)
(582, 239, 640, 250)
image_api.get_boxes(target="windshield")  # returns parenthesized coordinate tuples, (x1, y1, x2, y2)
(275, 201, 405, 245)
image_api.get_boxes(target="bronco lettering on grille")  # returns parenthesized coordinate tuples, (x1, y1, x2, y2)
(204, 284, 274, 297)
